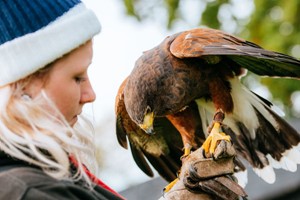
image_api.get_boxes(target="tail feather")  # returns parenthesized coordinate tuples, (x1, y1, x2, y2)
(283, 147, 300, 164)
(267, 147, 300, 172)
(253, 166, 275, 184)
(230, 78, 300, 172)
(196, 77, 300, 185)
(253, 107, 291, 160)
(245, 97, 300, 172)
(279, 156, 297, 172)
(231, 103, 300, 182)
(234, 170, 248, 188)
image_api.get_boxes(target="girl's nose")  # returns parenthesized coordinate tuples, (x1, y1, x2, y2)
(80, 79, 96, 104)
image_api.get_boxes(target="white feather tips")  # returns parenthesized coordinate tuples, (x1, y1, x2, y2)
(266, 146, 300, 173)
(253, 165, 276, 184)
(296, 143, 300, 151)
(255, 146, 300, 184)
(283, 147, 300, 164)
(234, 170, 248, 188)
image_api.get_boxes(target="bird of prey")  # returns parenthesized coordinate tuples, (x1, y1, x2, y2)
(115, 28, 300, 186)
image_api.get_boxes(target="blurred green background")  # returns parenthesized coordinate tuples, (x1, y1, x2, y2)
(120, 0, 300, 118)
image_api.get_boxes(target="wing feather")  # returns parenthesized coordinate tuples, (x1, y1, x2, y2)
(143, 153, 178, 182)
(129, 142, 154, 177)
(170, 28, 300, 78)
(116, 115, 128, 149)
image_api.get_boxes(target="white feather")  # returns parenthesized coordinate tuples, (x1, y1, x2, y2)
(266, 154, 281, 169)
(283, 147, 300, 164)
(197, 106, 211, 137)
(184, 33, 192, 39)
(196, 78, 278, 140)
(196, 99, 242, 137)
(270, 104, 285, 117)
(229, 78, 259, 138)
(296, 143, 300, 151)
(234, 170, 248, 188)
(229, 78, 278, 139)
(266, 147, 300, 172)
(278, 157, 297, 172)
(253, 166, 276, 184)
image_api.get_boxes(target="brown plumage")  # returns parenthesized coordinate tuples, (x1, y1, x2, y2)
(116, 28, 300, 185)
(116, 78, 205, 181)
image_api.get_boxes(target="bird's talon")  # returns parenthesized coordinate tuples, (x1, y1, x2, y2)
(180, 154, 188, 161)
(181, 144, 192, 160)
(163, 178, 179, 193)
(202, 148, 207, 158)
(202, 122, 231, 155)
(212, 153, 218, 161)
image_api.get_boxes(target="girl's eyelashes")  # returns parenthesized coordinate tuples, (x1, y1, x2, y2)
(74, 76, 86, 84)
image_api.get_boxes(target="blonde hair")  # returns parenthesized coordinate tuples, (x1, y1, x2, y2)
(0, 64, 98, 188)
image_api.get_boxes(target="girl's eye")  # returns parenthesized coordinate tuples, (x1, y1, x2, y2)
(75, 77, 85, 84)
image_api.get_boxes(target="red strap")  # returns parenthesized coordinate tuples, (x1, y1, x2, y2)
(83, 165, 124, 199)
(69, 156, 125, 199)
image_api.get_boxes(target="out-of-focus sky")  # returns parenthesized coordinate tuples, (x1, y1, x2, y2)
(83, 0, 164, 123)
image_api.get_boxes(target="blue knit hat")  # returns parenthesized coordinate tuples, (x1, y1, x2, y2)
(0, 0, 101, 86)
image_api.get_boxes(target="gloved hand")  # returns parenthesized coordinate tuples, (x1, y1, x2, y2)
(160, 141, 247, 200)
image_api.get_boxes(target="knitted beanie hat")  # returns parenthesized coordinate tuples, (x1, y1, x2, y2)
(0, 0, 101, 86)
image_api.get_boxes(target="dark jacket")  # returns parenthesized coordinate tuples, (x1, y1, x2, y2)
(0, 152, 124, 200)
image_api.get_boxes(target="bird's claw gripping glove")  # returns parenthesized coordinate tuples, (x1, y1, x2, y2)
(161, 141, 248, 200)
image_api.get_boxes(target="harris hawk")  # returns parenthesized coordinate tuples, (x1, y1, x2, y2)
(115, 28, 300, 187)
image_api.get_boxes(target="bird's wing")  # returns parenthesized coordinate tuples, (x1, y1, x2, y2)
(170, 28, 300, 78)
(115, 78, 184, 182)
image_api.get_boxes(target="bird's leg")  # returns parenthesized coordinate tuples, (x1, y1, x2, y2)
(162, 129, 193, 193)
(182, 143, 193, 159)
(162, 118, 193, 192)
(166, 111, 197, 158)
(164, 110, 198, 192)
(163, 137, 192, 193)
(202, 109, 231, 156)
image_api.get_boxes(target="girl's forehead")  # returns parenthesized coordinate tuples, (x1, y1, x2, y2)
(49, 42, 93, 75)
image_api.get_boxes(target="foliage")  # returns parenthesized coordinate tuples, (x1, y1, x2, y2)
(120, 0, 300, 117)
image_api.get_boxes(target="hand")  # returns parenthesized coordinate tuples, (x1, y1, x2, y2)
(160, 141, 247, 200)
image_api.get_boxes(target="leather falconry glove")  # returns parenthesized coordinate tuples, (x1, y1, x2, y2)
(161, 140, 248, 200)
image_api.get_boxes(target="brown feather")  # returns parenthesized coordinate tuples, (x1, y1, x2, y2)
(115, 78, 189, 182)
(170, 28, 250, 59)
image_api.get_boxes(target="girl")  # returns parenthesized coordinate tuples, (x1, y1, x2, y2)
(0, 0, 123, 199)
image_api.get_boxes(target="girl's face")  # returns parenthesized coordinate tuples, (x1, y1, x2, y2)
(25, 41, 96, 126)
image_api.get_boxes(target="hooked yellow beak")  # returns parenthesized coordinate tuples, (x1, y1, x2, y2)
(139, 112, 155, 134)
